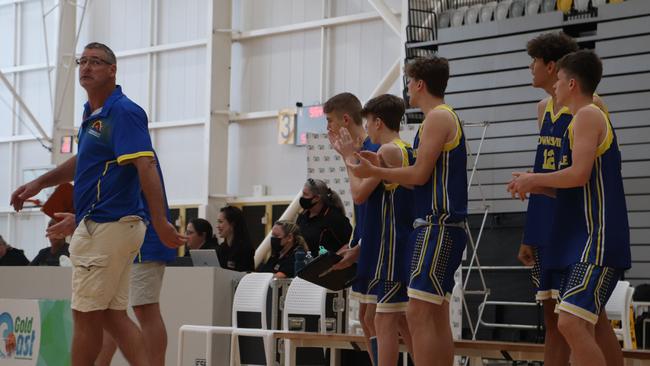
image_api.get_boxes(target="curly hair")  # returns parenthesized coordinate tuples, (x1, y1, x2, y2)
(404, 56, 450, 98)
(526, 32, 578, 64)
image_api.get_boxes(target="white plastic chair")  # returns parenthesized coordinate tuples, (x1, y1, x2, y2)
(282, 277, 328, 365)
(178, 272, 276, 366)
(605, 280, 635, 349)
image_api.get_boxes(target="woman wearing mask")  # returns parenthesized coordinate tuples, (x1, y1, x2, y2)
(258, 221, 309, 278)
(184, 218, 218, 256)
(215, 206, 255, 272)
(296, 178, 353, 256)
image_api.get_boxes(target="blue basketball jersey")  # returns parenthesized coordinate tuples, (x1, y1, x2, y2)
(413, 104, 467, 224)
(550, 105, 631, 269)
(355, 137, 384, 282)
(373, 139, 416, 283)
(523, 98, 573, 247)
(351, 137, 382, 246)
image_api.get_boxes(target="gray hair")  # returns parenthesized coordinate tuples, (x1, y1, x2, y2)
(84, 42, 117, 64)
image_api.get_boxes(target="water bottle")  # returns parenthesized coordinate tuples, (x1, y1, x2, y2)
(294, 246, 306, 274)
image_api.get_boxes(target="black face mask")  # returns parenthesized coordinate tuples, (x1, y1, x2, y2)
(270, 237, 283, 253)
(300, 196, 316, 210)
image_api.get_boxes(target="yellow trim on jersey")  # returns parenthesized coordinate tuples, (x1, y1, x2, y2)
(567, 105, 613, 157)
(116, 151, 155, 165)
(383, 139, 411, 191)
(434, 104, 463, 151)
(591, 105, 614, 157)
(592, 267, 609, 313)
(411, 224, 433, 279)
(562, 265, 595, 299)
(428, 225, 446, 295)
(595, 158, 605, 265)
(545, 97, 570, 124)
(407, 287, 449, 305)
(557, 302, 599, 324)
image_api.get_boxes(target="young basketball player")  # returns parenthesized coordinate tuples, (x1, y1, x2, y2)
(509, 50, 631, 366)
(360, 94, 414, 366)
(324, 92, 382, 364)
(520, 32, 577, 366)
(347, 57, 467, 366)
(520, 32, 623, 366)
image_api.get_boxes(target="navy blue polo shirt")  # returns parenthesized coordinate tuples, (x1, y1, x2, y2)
(74, 85, 154, 224)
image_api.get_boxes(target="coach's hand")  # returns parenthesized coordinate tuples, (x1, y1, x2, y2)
(517, 243, 535, 266)
(153, 220, 187, 248)
(46, 213, 77, 239)
(10, 180, 43, 212)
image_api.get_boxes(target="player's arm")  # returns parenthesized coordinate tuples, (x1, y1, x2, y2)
(348, 110, 452, 185)
(10, 156, 77, 211)
(511, 107, 605, 193)
(130, 156, 186, 248)
(348, 172, 381, 205)
(377, 142, 414, 188)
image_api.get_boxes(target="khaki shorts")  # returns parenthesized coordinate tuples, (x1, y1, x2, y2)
(130, 261, 165, 307)
(69, 216, 146, 312)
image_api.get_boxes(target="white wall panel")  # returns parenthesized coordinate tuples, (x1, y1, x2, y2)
(17, 70, 52, 135)
(331, 0, 401, 17)
(238, 30, 322, 112)
(328, 19, 400, 100)
(227, 120, 306, 196)
(0, 144, 11, 205)
(0, 214, 8, 238)
(153, 125, 204, 203)
(16, 141, 50, 178)
(80, 0, 149, 51)
(240, 0, 322, 31)
(116, 55, 150, 114)
(158, 0, 208, 44)
(0, 85, 13, 136)
(0, 5, 15, 68)
(19, 1, 48, 64)
(156, 47, 206, 121)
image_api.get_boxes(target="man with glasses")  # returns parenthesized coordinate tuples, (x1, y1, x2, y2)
(10, 42, 185, 366)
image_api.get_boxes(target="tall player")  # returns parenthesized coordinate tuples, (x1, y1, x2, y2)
(325, 92, 383, 364)
(347, 57, 467, 366)
(509, 50, 631, 366)
(519, 32, 623, 366)
(519, 32, 577, 365)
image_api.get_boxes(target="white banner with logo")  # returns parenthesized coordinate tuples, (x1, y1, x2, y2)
(0, 299, 41, 366)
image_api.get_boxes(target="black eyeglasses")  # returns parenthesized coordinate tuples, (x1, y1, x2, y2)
(75, 57, 113, 67)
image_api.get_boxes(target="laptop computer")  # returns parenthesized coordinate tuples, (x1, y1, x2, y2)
(189, 249, 221, 267)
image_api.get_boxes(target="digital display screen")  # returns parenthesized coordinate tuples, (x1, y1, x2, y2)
(295, 104, 328, 146)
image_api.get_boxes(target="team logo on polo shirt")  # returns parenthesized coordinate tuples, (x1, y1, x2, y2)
(88, 120, 103, 138)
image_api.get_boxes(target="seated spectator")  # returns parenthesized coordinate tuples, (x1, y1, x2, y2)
(296, 178, 353, 256)
(184, 218, 218, 256)
(216, 206, 255, 271)
(258, 221, 309, 278)
(30, 219, 70, 266)
(0, 234, 29, 266)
